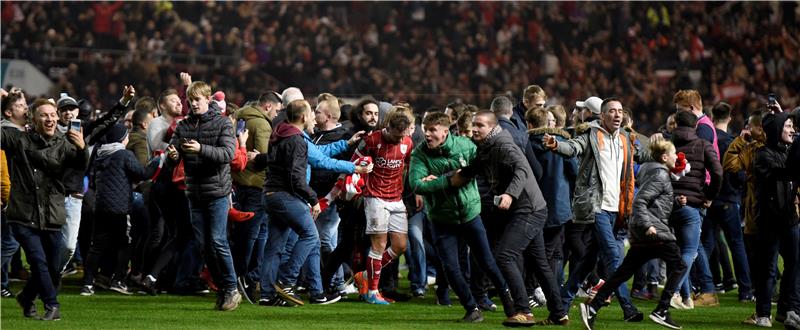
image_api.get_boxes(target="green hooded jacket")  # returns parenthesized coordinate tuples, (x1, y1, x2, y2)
(232, 105, 273, 188)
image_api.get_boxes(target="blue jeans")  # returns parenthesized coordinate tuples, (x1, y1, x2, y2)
(754, 224, 799, 317)
(302, 202, 344, 290)
(11, 223, 63, 307)
(58, 195, 83, 271)
(248, 210, 269, 283)
(593, 210, 634, 310)
(672, 206, 715, 297)
(434, 216, 506, 311)
(1, 215, 20, 289)
(406, 210, 427, 292)
(231, 186, 268, 283)
(188, 196, 237, 293)
(704, 201, 752, 298)
(261, 192, 322, 296)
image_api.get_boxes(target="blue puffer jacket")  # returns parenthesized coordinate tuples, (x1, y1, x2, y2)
(528, 127, 579, 227)
(92, 143, 154, 215)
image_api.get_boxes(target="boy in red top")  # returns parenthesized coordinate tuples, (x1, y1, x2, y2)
(352, 107, 414, 305)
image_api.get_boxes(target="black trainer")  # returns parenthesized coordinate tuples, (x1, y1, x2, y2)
(141, 275, 158, 296)
(649, 308, 681, 329)
(273, 282, 304, 306)
(623, 307, 644, 322)
(579, 303, 597, 330)
(499, 288, 516, 317)
(109, 280, 132, 295)
(1, 288, 14, 298)
(258, 294, 281, 306)
(459, 308, 484, 323)
(381, 290, 411, 302)
(309, 292, 342, 305)
(39, 305, 61, 321)
(237, 276, 256, 304)
(16, 294, 37, 318)
(477, 296, 497, 312)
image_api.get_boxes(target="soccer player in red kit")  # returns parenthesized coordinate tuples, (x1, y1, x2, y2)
(352, 107, 414, 305)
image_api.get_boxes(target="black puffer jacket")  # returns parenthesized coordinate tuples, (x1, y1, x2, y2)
(169, 104, 235, 201)
(670, 126, 722, 207)
(1, 128, 89, 230)
(754, 113, 799, 230)
(461, 128, 547, 216)
(630, 162, 676, 243)
(92, 145, 154, 215)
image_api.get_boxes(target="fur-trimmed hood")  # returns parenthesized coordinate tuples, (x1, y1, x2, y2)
(574, 122, 592, 135)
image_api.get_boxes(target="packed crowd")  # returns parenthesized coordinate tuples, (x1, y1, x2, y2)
(3, 2, 800, 135)
(2, 69, 800, 329)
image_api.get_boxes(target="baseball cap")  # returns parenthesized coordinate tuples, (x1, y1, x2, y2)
(57, 93, 79, 110)
(576, 96, 602, 115)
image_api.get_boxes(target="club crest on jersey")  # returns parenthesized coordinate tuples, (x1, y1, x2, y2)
(400, 144, 408, 154)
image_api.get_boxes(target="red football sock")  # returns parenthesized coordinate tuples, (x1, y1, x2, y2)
(381, 248, 397, 268)
(367, 250, 382, 291)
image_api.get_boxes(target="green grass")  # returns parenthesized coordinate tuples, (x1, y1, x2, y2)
(2, 275, 765, 329)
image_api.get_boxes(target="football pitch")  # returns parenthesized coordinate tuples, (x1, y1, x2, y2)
(1, 275, 766, 329)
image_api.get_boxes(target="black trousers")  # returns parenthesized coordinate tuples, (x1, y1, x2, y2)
(495, 209, 565, 318)
(591, 241, 687, 311)
(321, 200, 367, 291)
(143, 181, 192, 281)
(83, 211, 131, 286)
(563, 221, 599, 286)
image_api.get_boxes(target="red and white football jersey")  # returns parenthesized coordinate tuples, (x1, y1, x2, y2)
(353, 130, 413, 201)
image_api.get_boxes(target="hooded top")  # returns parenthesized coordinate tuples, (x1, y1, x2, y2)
(231, 105, 273, 189)
(527, 127, 579, 227)
(670, 126, 722, 207)
(264, 122, 317, 205)
(310, 124, 350, 195)
(753, 112, 798, 229)
(763, 112, 792, 151)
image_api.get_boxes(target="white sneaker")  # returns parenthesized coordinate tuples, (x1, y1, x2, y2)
(343, 283, 358, 295)
(427, 276, 436, 286)
(670, 293, 688, 310)
(754, 316, 772, 327)
(785, 311, 800, 328)
(577, 287, 590, 298)
(682, 296, 694, 309)
(533, 287, 547, 306)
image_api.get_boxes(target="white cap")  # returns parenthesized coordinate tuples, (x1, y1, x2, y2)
(576, 96, 603, 114)
(281, 87, 304, 107)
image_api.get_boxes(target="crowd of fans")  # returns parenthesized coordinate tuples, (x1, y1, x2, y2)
(3, 2, 800, 135)
(2, 1, 800, 329)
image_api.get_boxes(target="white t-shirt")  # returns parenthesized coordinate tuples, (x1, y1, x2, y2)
(146, 116, 171, 155)
(596, 128, 624, 212)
